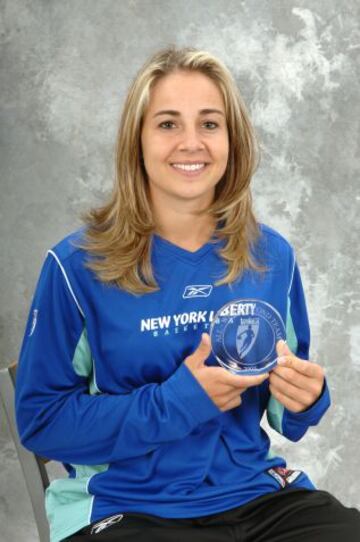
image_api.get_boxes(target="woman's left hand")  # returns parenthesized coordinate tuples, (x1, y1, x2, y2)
(268, 340, 325, 413)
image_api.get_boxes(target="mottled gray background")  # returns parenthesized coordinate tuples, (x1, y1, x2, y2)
(1, 1, 359, 540)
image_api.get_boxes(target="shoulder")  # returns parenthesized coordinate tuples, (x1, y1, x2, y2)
(43, 227, 94, 316)
(257, 222, 294, 257)
(47, 226, 87, 263)
(29, 228, 90, 317)
(253, 223, 296, 278)
(45, 226, 92, 292)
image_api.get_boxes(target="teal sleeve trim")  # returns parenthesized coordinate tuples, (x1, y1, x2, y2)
(45, 463, 109, 542)
(266, 296, 297, 434)
(72, 327, 92, 378)
(266, 396, 284, 435)
(268, 295, 331, 442)
(72, 327, 100, 395)
(285, 295, 298, 354)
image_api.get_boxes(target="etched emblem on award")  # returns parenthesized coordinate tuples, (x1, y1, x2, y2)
(209, 299, 286, 375)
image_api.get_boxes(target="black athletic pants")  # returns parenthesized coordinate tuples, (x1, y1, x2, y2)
(64, 487, 360, 541)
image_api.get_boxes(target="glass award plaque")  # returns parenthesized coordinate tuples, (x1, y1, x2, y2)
(210, 299, 286, 375)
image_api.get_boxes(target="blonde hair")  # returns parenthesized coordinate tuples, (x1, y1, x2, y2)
(76, 45, 266, 294)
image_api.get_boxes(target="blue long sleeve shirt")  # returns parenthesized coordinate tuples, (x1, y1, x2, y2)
(15, 223, 331, 542)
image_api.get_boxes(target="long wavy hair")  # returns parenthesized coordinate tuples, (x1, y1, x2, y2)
(75, 45, 266, 294)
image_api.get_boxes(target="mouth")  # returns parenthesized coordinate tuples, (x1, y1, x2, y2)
(170, 162, 209, 177)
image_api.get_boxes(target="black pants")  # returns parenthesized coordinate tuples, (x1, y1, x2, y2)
(64, 487, 360, 541)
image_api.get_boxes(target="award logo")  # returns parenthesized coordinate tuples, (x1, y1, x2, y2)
(209, 299, 286, 375)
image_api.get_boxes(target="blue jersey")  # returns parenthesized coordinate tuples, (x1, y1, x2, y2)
(15, 223, 331, 542)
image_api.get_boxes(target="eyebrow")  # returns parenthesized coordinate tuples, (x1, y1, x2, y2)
(153, 108, 225, 118)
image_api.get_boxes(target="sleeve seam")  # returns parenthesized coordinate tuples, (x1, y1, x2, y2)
(47, 249, 85, 318)
(287, 248, 296, 296)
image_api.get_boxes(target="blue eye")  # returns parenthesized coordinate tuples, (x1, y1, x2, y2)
(203, 121, 218, 129)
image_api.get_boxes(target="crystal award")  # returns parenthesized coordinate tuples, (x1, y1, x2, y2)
(210, 299, 286, 375)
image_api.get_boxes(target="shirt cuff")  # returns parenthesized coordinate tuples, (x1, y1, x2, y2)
(283, 376, 331, 426)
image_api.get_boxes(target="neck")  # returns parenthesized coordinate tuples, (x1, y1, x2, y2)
(151, 195, 216, 251)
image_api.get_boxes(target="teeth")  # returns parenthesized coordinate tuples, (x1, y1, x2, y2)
(172, 163, 206, 171)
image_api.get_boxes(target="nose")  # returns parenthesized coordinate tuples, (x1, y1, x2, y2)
(177, 125, 205, 152)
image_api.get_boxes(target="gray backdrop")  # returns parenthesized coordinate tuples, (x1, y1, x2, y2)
(1, 1, 359, 540)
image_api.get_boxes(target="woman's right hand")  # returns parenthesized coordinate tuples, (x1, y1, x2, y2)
(184, 333, 269, 412)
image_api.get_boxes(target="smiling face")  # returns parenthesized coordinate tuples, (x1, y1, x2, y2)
(140, 70, 229, 211)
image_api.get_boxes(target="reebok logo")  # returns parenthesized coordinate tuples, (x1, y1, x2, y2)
(91, 514, 124, 534)
(183, 285, 213, 299)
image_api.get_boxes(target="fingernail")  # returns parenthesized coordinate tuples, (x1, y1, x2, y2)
(202, 333, 210, 344)
(277, 356, 287, 365)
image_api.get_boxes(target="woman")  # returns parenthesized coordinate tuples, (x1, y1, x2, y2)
(15, 46, 360, 542)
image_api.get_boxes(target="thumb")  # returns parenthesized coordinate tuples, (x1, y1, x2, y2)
(185, 333, 212, 369)
(276, 339, 292, 357)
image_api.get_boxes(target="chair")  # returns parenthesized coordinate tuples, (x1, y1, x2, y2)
(0, 362, 51, 542)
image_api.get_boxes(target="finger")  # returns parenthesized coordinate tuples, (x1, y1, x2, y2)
(269, 382, 309, 413)
(227, 389, 246, 401)
(215, 382, 247, 395)
(217, 389, 244, 406)
(185, 333, 212, 368)
(276, 339, 293, 357)
(222, 372, 269, 389)
(220, 394, 242, 412)
(269, 371, 318, 407)
(277, 355, 324, 379)
(271, 365, 324, 397)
